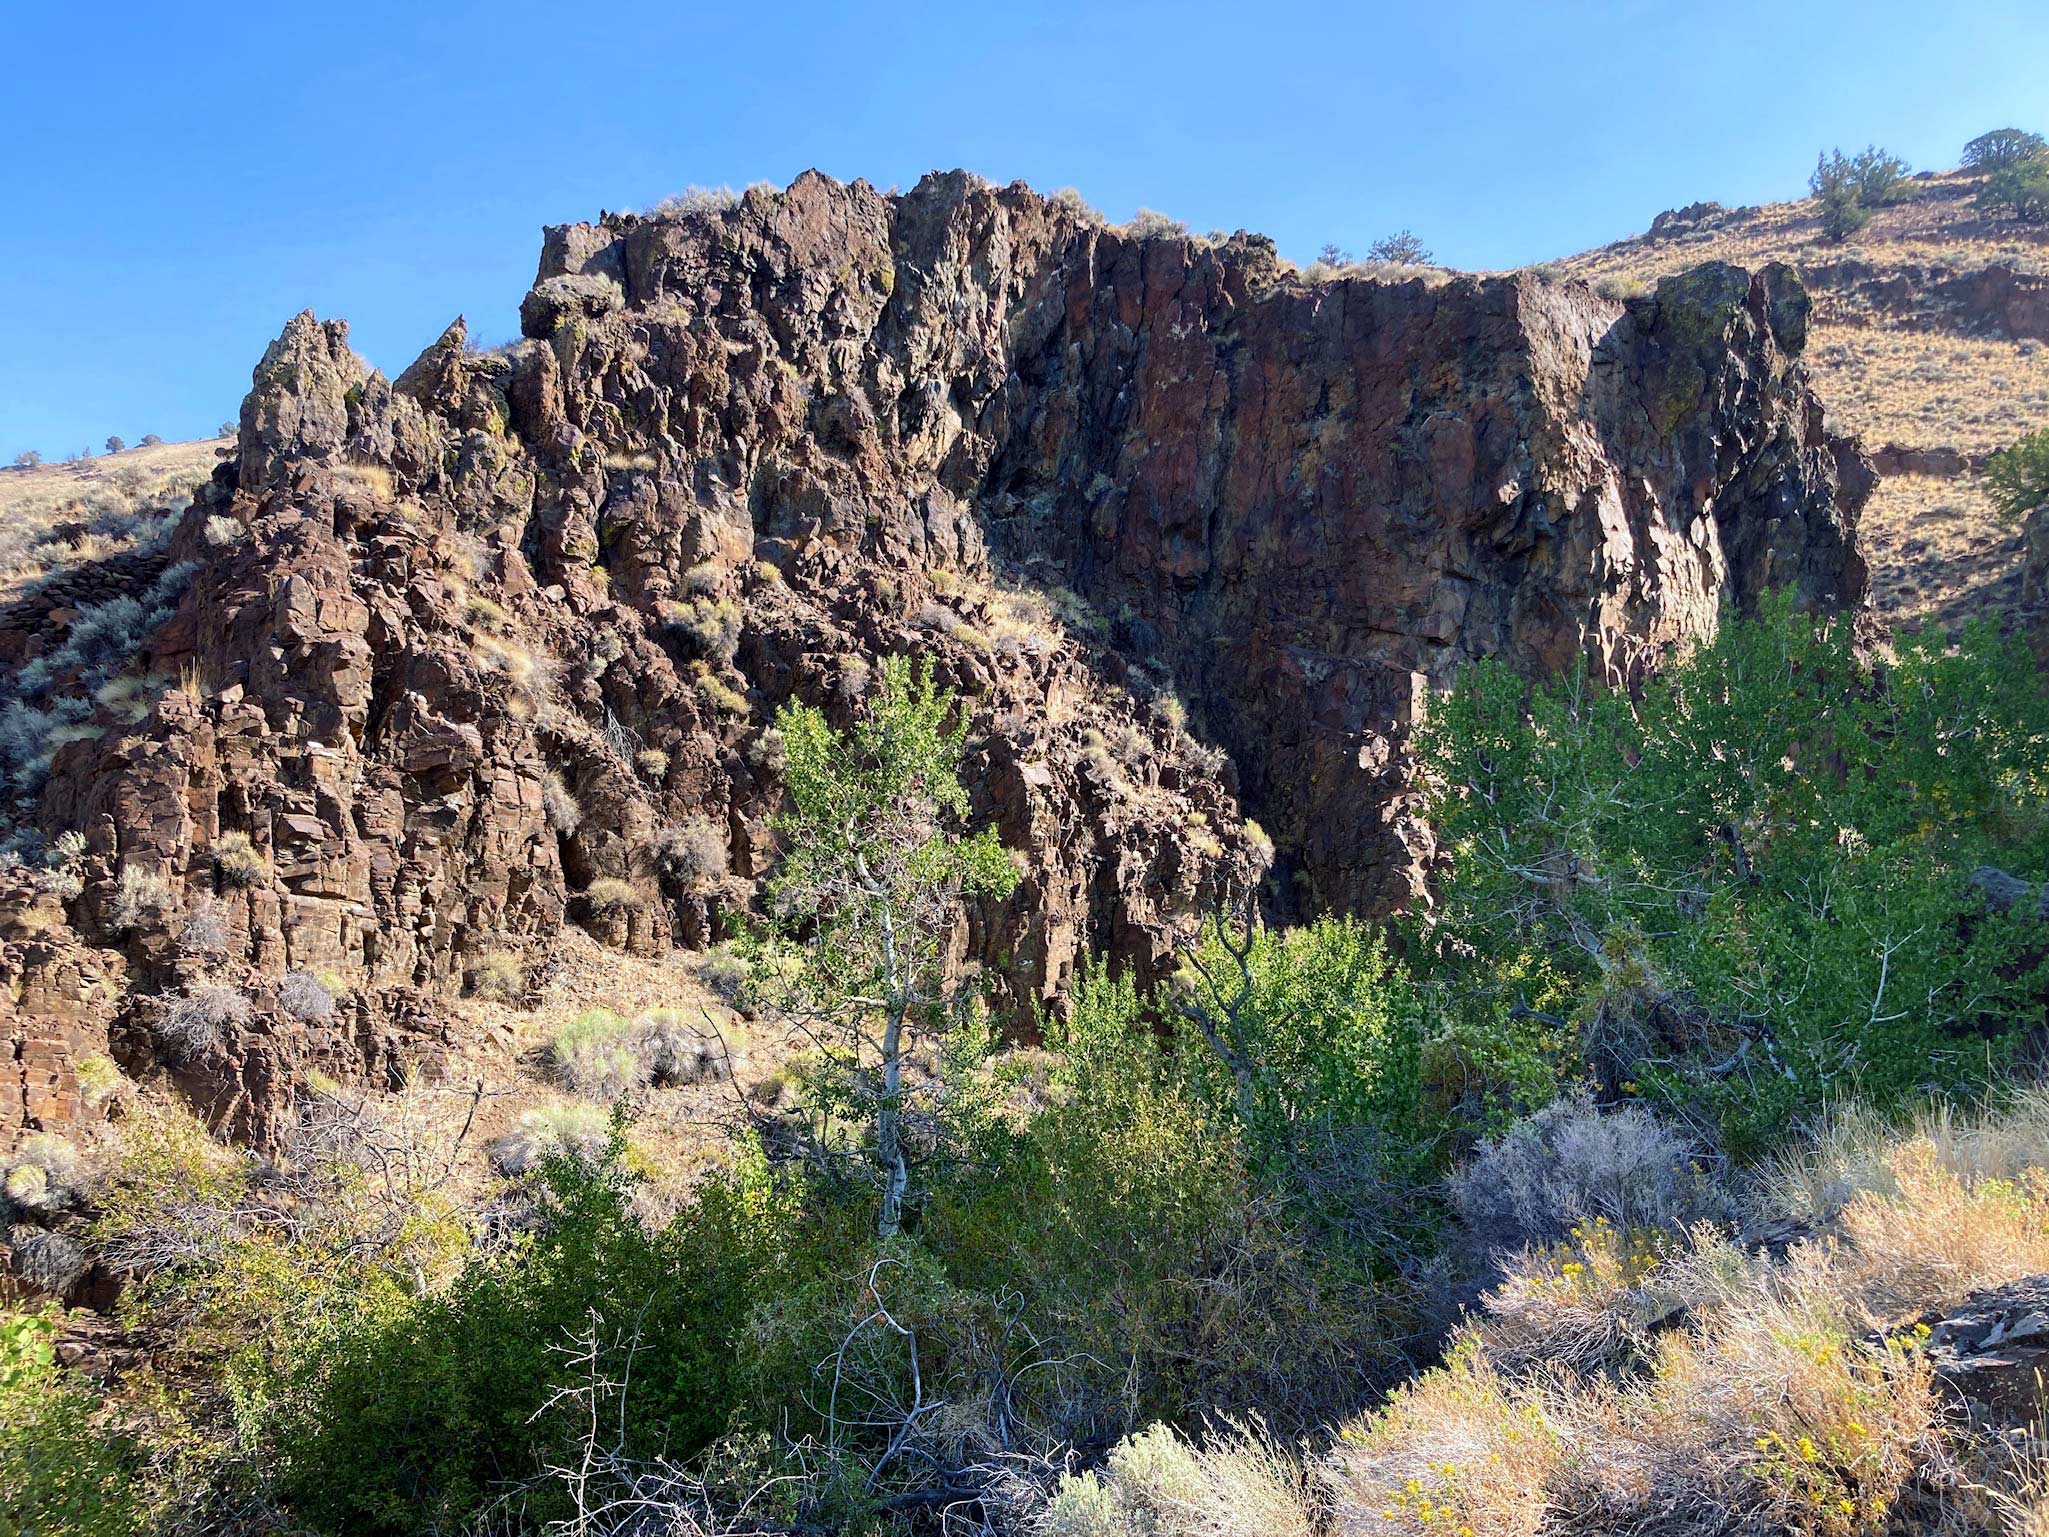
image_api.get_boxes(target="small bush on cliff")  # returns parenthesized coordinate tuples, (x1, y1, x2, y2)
(654, 815, 727, 889)
(1986, 427, 2049, 520)
(157, 984, 252, 1060)
(211, 830, 267, 887)
(1811, 151, 1873, 240)
(278, 969, 336, 1024)
(111, 864, 171, 931)
(1414, 594, 2049, 1151)
(541, 770, 581, 833)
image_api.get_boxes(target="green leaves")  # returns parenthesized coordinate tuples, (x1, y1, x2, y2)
(1415, 596, 2049, 1148)
(1986, 429, 2049, 522)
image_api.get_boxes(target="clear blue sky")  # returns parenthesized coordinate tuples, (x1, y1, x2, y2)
(5, 0, 2046, 458)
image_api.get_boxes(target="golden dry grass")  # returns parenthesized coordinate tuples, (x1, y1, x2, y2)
(0, 437, 222, 601)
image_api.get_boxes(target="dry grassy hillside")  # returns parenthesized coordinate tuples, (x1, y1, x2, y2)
(1559, 168, 2049, 630)
(0, 437, 224, 603)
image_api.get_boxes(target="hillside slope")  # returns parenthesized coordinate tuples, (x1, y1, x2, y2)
(1559, 167, 2049, 629)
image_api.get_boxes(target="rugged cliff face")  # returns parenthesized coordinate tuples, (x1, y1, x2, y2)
(0, 169, 1869, 1145)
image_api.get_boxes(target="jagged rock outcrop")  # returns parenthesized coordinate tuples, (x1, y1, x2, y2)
(0, 169, 1870, 1145)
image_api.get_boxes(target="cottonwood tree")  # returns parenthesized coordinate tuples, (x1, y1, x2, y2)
(762, 653, 1017, 1236)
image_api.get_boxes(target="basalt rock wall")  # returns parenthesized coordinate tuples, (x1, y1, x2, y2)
(0, 169, 1870, 1145)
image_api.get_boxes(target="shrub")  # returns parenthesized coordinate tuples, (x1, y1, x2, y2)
(3, 1135, 82, 1219)
(548, 1010, 650, 1101)
(1811, 149, 1873, 240)
(1413, 595, 2049, 1151)
(650, 184, 738, 217)
(111, 864, 171, 931)
(1049, 187, 1106, 224)
(1986, 427, 2049, 520)
(139, 433, 163, 447)
(665, 596, 743, 664)
(157, 984, 251, 1060)
(654, 815, 728, 888)
(201, 514, 243, 547)
(1595, 274, 1650, 302)
(1042, 1421, 1314, 1537)
(1366, 229, 1432, 265)
(263, 1145, 797, 1534)
(278, 969, 336, 1023)
(5, 1228, 88, 1295)
(12, 451, 39, 468)
(75, 1054, 126, 1109)
(1448, 1094, 1731, 1257)
(1979, 156, 2049, 222)
(635, 1009, 733, 1086)
(1964, 127, 2048, 170)
(1122, 208, 1189, 239)
(0, 1307, 144, 1535)
(486, 1103, 612, 1178)
(179, 897, 229, 953)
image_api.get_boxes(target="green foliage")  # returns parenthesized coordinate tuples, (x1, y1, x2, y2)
(1986, 428, 2049, 521)
(1414, 595, 2049, 1150)
(1179, 915, 1429, 1178)
(1810, 147, 1906, 241)
(1979, 155, 2049, 223)
(261, 1138, 801, 1536)
(765, 653, 1019, 1234)
(1963, 128, 2048, 170)
(0, 1308, 145, 1536)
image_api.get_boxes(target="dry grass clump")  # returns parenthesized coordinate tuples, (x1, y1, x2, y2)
(1328, 1241, 1939, 1537)
(542, 770, 582, 833)
(469, 948, 525, 1003)
(486, 1102, 612, 1178)
(1043, 1420, 1316, 1537)
(2, 1134, 83, 1217)
(211, 829, 269, 887)
(112, 862, 172, 930)
(582, 877, 644, 915)
(277, 968, 337, 1023)
(653, 815, 728, 889)
(548, 1006, 738, 1101)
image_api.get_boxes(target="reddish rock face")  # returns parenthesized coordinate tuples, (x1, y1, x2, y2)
(0, 169, 1869, 1146)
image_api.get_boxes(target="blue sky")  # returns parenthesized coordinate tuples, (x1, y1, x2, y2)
(4, 0, 2046, 457)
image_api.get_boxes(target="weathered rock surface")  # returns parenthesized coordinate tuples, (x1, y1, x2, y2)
(0, 170, 1870, 1146)
(1924, 1275, 2049, 1425)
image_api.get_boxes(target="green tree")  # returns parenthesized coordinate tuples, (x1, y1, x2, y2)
(139, 433, 163, 447)
(1367, 229, 1431, 265)
(104, 435, 125, 455)
(1986, 428, 2049, 521)
(1979, 156, 2049, 222)
(1963, 128, 2048, 170)
(1414, 595, 2049, 1150)
(764, 654, 1018, 1236)
(1849, 145, 1910, 204)
(1812, 150, 1873, 240)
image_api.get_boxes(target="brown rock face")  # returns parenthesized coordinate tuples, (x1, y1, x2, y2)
(2, 169, 1869, 1144)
